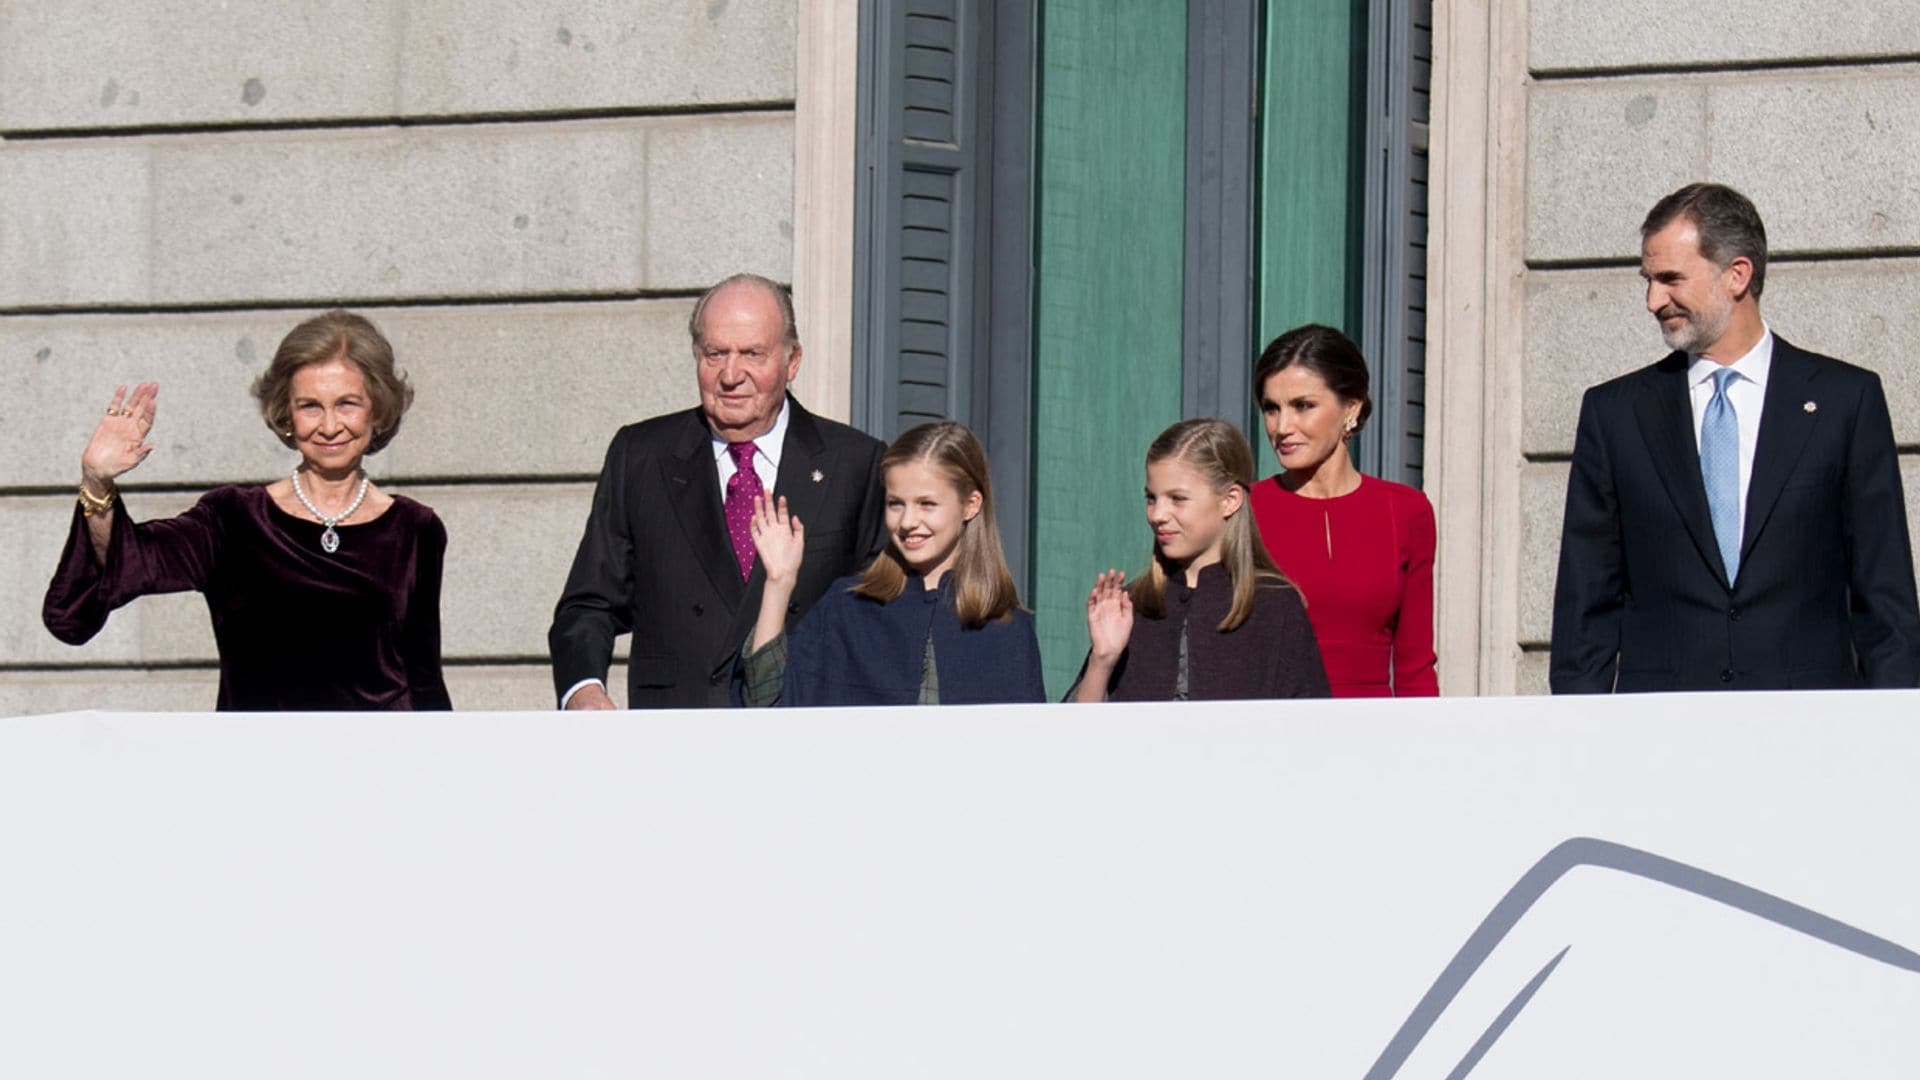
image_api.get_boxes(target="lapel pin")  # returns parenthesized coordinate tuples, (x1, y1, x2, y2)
(1803, 400, 1818, 413)
(811, 469, 824, 483)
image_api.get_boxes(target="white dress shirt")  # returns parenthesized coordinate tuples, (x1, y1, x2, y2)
(1686, 326, 1773, 546)
(710, 397, 789, 498)
(560, 399, 792, 708)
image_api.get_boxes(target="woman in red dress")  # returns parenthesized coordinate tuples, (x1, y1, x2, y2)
(1248, 325, 1438, 697)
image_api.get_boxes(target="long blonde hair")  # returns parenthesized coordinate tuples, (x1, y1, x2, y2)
(1129, 418, 1287, 632)
(853, 421, 1021, 628)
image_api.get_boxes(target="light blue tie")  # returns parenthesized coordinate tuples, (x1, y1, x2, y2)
(1701, 368, 1741, 583)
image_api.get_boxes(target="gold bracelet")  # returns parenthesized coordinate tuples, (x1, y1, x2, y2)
(78, 480, 117, 517)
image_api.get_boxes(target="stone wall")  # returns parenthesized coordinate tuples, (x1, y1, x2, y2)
(0, 2, 798, 712)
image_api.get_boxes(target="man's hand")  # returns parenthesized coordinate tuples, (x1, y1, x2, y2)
(565, 684, 618, 710)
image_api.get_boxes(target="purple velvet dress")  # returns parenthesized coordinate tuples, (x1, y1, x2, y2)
(43, 484, 452, 711)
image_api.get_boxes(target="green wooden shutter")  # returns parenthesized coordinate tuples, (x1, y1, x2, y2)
(853, 0, 1037, 582)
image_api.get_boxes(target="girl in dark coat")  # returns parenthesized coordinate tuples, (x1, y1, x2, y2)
(741, 421, 1045, 706)
(1070, 418, 1329, 702)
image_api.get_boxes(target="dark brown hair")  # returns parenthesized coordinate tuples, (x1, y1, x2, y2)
(1253, 324, 1373, 435)
(1128, 418, 1288, 632)
(1641, 182, 1768, 299)
(854, 421, 1021, 627)
(251, 310, 414, 455)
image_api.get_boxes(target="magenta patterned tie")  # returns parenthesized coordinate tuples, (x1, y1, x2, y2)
(724, 441, 764, 579)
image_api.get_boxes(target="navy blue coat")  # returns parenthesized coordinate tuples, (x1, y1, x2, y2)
(782, 573, 1047, 706)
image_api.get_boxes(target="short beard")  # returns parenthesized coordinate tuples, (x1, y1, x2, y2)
(1658, 296, 1732, 355)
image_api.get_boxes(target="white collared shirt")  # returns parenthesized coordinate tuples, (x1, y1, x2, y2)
(560, 398, 794, 708)
(1687, 326, 1773, 539)
(710, 396, 789, 498)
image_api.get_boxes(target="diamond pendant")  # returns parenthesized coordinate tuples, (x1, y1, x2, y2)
(320, 526, 340, 553)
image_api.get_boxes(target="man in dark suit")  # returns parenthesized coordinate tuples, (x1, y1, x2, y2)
(549, 273, 886, 708)
(1550, 183, 1920, 693)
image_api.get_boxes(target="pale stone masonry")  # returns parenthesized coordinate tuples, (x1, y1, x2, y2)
(0, 2, 799, 713)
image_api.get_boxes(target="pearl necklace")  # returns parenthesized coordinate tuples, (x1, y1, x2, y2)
(290, 469, 369, 553)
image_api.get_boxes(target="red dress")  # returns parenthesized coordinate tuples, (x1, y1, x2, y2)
(1249, 475, 1438, 697)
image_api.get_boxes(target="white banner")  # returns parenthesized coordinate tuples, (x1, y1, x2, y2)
(2, 692, 1917, 1078)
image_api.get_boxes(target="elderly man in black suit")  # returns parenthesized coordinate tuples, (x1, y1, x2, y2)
(550, 273, 886, 709)
(1550, 183, 1920, 692)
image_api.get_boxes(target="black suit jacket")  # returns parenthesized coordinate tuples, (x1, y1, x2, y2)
(549, 397, 886, 707)
(1549, 336, 1920, 692)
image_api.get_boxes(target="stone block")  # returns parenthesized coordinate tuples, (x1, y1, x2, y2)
(1712, 73, 1920, 254)
(1530, 1, 1920, 75)
(0, 1, 793, 132)
(0, 302, 701, 489)
(0, 669, 221, 717)
(1521, 269, 1654, 457)
(1523, 259, 1920, 456)
(0, 144, 152, 303)
(1525, 79, 1710, 264)
(0, 114, 792, 308)
(147, 123, 648, 305)
(417, 481, 601, 661)
(1515, 649, 1551, 697)
(644, 114, 796, 287)
(0, 1, 398, 131)
(1527, 71, 1920, 264)
(1514, 457, 1920, 649)
(399, 1, 795, 116)
(1517, 462, 1568, 648)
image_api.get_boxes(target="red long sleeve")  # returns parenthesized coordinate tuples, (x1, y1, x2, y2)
(1250, 476, 1439, 697)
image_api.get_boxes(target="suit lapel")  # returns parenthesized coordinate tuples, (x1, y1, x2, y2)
(1740, 338, 1820, 564)
(771, 397, 832, 527)
(1633, 352, 1731, 587)
(663, 410, 747, 611)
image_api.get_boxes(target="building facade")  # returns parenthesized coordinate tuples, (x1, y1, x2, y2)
(2, 1, 1916, 710)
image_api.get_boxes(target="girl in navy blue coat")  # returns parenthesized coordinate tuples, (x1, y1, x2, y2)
(741, 421, 1046, 706)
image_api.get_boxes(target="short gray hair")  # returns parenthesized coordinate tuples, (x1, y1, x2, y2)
(687, 273, 800, 350)
(1641, 183, 1769, 300)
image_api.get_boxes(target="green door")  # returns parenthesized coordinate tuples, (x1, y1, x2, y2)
(1028, 0, 1369, 693)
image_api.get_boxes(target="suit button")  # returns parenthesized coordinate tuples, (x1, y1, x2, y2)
(710, 672, 723, 686)
(1719, 669, 1734, 683)
(692, 603, 704, 616)
(1727, 606, 1740, 620)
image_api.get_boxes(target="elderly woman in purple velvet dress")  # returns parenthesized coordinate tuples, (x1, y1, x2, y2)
(43, 310, 451, 710)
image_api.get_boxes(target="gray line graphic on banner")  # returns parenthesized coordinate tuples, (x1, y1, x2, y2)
(1362, 836, 1920, 1080)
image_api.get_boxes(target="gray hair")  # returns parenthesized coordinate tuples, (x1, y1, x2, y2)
(1641, 183, 1769, 300)
(686, 273, 800, 350)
